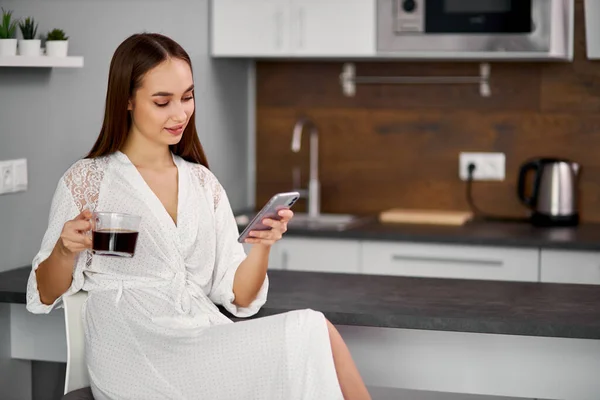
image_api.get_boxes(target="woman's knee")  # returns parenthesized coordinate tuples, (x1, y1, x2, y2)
(325, 318, 335, 333)
(325, 317, 345, 345)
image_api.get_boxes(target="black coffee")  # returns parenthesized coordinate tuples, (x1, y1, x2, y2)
(92, 229, 139, 257)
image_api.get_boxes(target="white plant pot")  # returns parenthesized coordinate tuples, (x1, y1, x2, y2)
(0, 39, 18, 56)
(18, 39, 41, 56)
(45, 40, 68, 57)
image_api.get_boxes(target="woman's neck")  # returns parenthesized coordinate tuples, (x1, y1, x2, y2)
(121, 130, 173, 170)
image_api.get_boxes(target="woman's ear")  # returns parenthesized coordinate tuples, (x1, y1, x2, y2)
(127, 99, 133, 111)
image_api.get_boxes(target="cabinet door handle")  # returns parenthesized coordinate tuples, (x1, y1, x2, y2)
(274, 10, 283, 49)
(391, 254, 503, 267)
(297, 7, 305, 49)
(282, 250, 289, 270)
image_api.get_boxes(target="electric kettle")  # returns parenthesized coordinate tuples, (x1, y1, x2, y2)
(517, 157, 580, 226)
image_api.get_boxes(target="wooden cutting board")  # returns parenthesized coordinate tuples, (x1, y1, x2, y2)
(379, 208, 473, 226)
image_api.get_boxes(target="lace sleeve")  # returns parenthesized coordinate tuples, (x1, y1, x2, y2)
(26, 157, 107, 314)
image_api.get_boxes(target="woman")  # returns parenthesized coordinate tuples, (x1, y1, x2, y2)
(25, 33, 370, 400)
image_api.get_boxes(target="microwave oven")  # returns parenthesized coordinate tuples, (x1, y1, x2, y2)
(376, 0, 573, 60)
(394, 0, 533, 34)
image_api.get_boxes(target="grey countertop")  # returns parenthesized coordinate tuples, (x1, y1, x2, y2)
(3, 266, 600, 340)
(234, 209, 600, 251)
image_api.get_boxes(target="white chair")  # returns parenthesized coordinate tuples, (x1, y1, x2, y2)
(63, 290, 90, 395)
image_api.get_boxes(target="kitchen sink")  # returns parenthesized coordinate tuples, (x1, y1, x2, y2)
(235, 212, 368, 231)
(287, 213, 365, 231)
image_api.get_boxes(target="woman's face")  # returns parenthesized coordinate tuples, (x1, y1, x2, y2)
(128, 58, 195, 147)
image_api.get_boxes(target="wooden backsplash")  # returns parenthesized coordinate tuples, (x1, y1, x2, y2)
(255, 0, 600, 222)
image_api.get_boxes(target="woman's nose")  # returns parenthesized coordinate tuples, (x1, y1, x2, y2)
(172, 104, 187, 122)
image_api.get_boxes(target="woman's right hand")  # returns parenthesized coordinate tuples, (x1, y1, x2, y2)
(57, 209, 94, 257)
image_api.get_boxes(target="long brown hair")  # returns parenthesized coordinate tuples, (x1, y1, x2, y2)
(86, 32, 209, 168)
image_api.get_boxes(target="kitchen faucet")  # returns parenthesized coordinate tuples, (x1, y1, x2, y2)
(291, 117, 320, 218)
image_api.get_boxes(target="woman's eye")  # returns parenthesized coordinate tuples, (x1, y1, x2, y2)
(155, 102, 169, 107)
(183, 96, 194, 102)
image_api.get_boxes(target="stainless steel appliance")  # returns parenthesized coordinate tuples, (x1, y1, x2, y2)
(517, 158, 580, 227)
(376, 0, 574, 60)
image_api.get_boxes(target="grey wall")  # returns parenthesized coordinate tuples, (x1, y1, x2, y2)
(0, 0, 251, 273)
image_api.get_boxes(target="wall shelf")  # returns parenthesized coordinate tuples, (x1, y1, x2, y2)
(0, 56, 84, 68)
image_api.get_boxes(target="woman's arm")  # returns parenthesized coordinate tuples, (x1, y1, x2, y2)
(233, 211, 292, 307)
(36, 210, 93, 305)
(27, 171, 93, 314)
(205, 166, 292, 316)
(231, 245, 270, 307)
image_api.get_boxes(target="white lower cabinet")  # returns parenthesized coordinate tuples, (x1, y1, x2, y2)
(540, 249, 600, 285)
(243, 242, 283, 270)
(267, 237, 361, 273)
(360, 241, 539, 282)
(247, 236, 600, 285)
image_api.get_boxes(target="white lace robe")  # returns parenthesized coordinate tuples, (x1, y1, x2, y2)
(26, 151, 343, 400)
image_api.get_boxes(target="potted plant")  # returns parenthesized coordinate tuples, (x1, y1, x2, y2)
(45, 28, 68, 57)
(18, 17, 40, 56)
(0, 8, 18, 56)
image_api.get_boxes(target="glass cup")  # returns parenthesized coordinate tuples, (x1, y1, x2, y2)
(91, 212, 142, 257)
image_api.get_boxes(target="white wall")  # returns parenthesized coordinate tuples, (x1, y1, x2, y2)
(0, 0, 252, 273)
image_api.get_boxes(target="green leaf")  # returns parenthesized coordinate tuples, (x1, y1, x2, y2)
(46, 28, 68, 41)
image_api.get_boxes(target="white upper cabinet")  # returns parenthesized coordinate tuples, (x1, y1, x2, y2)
(290, 0, 375, 56)
(211, 0, 292, 56)
(210, 0, 375, 57)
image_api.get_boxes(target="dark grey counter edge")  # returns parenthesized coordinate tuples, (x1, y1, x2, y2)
(6, 293, 596, 340)
(1, 291, 25, 304)
(235, 309, 597, 340)
(5, 267, 600, 341)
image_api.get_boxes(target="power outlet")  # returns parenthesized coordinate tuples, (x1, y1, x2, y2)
(459, 152, 505, 181)
(0, 158, 28, 195)
(1, 163, 14, 193)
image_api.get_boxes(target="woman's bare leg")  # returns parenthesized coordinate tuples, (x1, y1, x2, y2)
(326, 319, 372, 400)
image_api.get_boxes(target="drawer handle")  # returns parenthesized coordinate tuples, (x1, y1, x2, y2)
(274, 10, 283, 49)
(391, 254, 503, 267)
(297, 7, 305, 49)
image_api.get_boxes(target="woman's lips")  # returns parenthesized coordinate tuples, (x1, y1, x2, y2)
(165, 124, 184, 135)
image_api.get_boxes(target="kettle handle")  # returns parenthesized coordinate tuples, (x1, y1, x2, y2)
(517, 160, 542, 208)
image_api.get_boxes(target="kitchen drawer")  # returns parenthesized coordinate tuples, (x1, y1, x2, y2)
(541, 249, 600, 285)
(273, 237, 361, 274)
(361, 241, 539, 282)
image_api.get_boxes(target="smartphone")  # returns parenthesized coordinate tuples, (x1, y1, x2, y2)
(237, 191, 300, 243)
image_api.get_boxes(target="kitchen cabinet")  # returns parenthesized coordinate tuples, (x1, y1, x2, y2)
(361, 241, 540, 282)
(211, 0, 290, 57)
(210, 0, 375, 57)
(289, 0, 375, 56)
(540, 249, 600, 285)
(243, 242, 282, 270)
(267, 237, 361, 273)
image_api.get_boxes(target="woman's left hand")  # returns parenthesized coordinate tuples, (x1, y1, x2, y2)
(245, 210, 294, 247)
